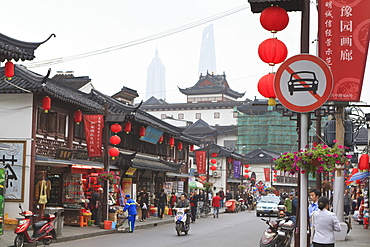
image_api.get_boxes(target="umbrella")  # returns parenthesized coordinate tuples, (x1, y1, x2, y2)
(349, 171, 370, 181)
(188, 181, 204, 189)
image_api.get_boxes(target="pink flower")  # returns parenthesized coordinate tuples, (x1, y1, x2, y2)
(301, 170, 306, 174)
(346, 155, 352, 158)
(322, 145, 328, 149)
(318, 157, 323, 161)
(333, 140, 338, 143)
(338, 145, 344, 149)
(327, 154, 332, 157)
(333, 154, 338, 158)
(336, 160, 341, 163)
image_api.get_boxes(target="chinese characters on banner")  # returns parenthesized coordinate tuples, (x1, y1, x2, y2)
(233, 160, 241, 178)
(195, 151, 206, 175)
(264, 168, 271, 182)
(318, 0, 370, 102)
(83, 115, 104, 157)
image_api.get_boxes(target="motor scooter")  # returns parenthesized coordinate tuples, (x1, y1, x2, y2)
(14, 204, 57, 247)
(174, 207, 190, 236)
(259, 207, 295, 247)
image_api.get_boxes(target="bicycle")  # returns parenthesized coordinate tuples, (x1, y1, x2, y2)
(196, 201, 211, 218)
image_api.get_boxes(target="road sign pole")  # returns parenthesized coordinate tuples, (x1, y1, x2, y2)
(299, 113, 309, 247)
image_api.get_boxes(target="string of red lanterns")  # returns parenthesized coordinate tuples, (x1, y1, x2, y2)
(211, 153, 218, 157)
(210, 166, 217, 171)
(109, 123, 122, 159)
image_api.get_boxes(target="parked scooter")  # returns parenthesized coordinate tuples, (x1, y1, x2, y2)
(174, 207, 190, 236)
(259, 207, 295, 247)
(14, 204, 57, 247)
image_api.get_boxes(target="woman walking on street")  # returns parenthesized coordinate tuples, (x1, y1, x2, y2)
(212, 193, 221, 218)
(138, 188, 149, 222)
(311, 196, 342, 247)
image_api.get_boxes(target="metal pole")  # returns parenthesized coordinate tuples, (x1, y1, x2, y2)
(299, 113, 309, 247)
(102, 103, 109, 222)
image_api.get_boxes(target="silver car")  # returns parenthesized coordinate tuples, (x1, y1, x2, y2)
(256, 196, 280, 217)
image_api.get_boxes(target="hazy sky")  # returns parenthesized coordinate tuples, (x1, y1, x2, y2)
(2, 0, 369, 112)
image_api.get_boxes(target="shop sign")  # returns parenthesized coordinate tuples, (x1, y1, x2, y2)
(122, 178, 132, 196)
(83, 115, 104, 157)
(125, 167, 137, 176)
(264, 168, 271, 182)
(195, 151, 206, 175)
(140, 126, 164, 144)
(318, 0, 370, 101)
(55, 148, 73, 160)
(75, 150, 88, 160)
(233, 160, 241, 178)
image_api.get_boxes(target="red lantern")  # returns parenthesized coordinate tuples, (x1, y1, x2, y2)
(258, 38, 287, 66)
(124, 121, 132, 134)
(227, 158, 232, 163)
(244, 169, 249, 173)
(109, 147, 119, 159)
(245, 164, 250, 168)
(139, 126, 146, 137)
(211, 153, 218, 157)
(189, 144, 194, 151)
(177, 142, 183, 151)
(358, 154, 369, 171)
(273, 178, 277, 182)
(111, 123, 122, 133)
(210, 159, 217, 164)
(159, 135, 164, 144)
(5, 61, 14, 80)
(273, 174, 277, 177)
(260, 6, 289, 33)
(110, 135, 121, 145)
(273, 170, 277, 174)
(74, 110, 82, 124)
(169, 137, 175, 148)
(210, 166, 217, 171)
(244, 174, 249, 179)
(42, 96, 51, 113)
(258, 73, 276, 106)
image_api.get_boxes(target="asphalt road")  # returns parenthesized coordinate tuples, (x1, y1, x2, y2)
(52, 210, 269, 247)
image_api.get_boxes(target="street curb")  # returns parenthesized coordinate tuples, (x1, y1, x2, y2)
(54, 229, 118, 243)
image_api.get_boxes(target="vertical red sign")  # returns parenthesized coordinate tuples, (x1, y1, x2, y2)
(264, 168, 271, 182)
(83, 115, 104, 157)
(195, 151, 206, 175)
(318, 0, 370, 102)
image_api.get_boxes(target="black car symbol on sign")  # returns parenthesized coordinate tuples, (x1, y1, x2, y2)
(288, 71, 318, 96)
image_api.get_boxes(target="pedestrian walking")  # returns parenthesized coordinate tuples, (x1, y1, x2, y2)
(226, 189, 232, 201)
(138, 188, 149, 222)
(169, 192, 177, 216)
(344, 190, 351, 216)
(311, 196, 342, 246)
(156, 189, 167, 219)
(212, 192, 221, 218)
(91, 187, 103, 226)
(247, 193, 254, 212)
(218, 188, 225, 208)
(189, 191, 198, 222)
(123, 194, 138, 233)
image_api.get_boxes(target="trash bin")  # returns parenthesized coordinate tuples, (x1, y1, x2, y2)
(45, 207, 64, 236)
(225, 199, 236, 213)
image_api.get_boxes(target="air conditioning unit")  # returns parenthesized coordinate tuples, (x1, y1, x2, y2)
(212, 171, 221, 178)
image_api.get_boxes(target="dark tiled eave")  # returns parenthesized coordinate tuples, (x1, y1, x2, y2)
(179, 86, 245, 98)
(142, 100, 246, 111)
(0, 33, 55, 62)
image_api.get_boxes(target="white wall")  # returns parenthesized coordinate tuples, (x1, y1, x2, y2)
(0, 94, 33, 218)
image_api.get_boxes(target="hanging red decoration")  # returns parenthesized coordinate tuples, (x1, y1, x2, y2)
(42, 96, 51, 113)
(210, 166, 217, 171)
(159, 135, 164, 144)
(5, 61, 14, 80)
(189, 144, 194, 151)
(109, 147, 119, 159)
(110, 135, 121, 145)
(169, 137, 175, 148)
(74, 110, 82, 124)
(211, 153, 218, 158)
(273, 174, 277, 177)
(227, 158, 233, 163)
(139, 126, 146, 137)
(258, 73, 276, 106)
(124, 121, 132, 134)
(111, 123, 122, 133)
(210, 159, 217, 164)
(244, 174, 249, 179)
(244, 164, 250, 168)
(273, 170, 277, 173)
(260, 6, 289, 33)
(177, 142, 183, 151)
(351, 168, 359, 175)
(273, 178, 277, 182)
(358, 154, 369, 171)
(258, 38, 287, 66)
(244, 169, 250, 173)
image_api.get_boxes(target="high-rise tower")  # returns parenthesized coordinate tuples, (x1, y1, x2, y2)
(145, 49, 166, 100)
(198, 24, 217, 76)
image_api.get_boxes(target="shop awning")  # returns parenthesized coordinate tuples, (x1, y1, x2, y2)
(35, 155, 118, 170)
(166, 172, 193, 178)
(227, 178, 243, 183)
(132, 156, 181, 173)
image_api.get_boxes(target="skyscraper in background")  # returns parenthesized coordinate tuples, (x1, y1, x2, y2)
(145, 49, 166, 100)
(198, 24, 216, 76)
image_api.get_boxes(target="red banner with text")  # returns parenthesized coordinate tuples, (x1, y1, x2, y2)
(83, 115, 104, 157)
(318, 0, 370, 102)
(195, 151, 207, 175)
(264, 168, 271, 182)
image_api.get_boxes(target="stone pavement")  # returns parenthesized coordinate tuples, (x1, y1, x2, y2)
(1, 213, 369, 246)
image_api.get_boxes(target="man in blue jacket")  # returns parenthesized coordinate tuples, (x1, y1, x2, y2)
(123, 194, 137, 233)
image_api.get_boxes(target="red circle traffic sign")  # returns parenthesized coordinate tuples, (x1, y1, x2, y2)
(274, 54, 333, 113)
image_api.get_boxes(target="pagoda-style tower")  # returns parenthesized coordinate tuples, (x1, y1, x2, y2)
(178, 71, 245, 103)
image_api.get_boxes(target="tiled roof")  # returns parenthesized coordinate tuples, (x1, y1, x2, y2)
(0, 33, 55, 62)
(248, 0, 303, 13)
(51, 74, 91, 90)
(243, 148, 281, 164)
(142, 100, 246, 111)
(183, 119, 217, 136)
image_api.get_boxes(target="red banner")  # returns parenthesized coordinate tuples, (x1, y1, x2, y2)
(83, 115, 104, 157)
(195, 151, 206, 175)
(264, 168, 270, 182)
(319, 0, 370, 102)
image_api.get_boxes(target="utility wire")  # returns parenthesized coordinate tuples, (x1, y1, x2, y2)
(25, 4, 249, 68)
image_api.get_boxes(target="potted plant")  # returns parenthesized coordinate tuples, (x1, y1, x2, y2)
(272, 141, 352, 176)
(238, 184, 246, 191)
(321, 180, 333, 191)
(203, 182, 214, 191)
(97, 171, 120, 183)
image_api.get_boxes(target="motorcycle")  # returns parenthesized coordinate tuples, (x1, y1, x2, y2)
(14, 204, 57, 247)
(259, 207, 295, 247)
(238, 197, 247, 211)
(174, 207, 190, 236)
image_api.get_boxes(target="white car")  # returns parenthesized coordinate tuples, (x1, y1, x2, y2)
(256, 196, 280, 217)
